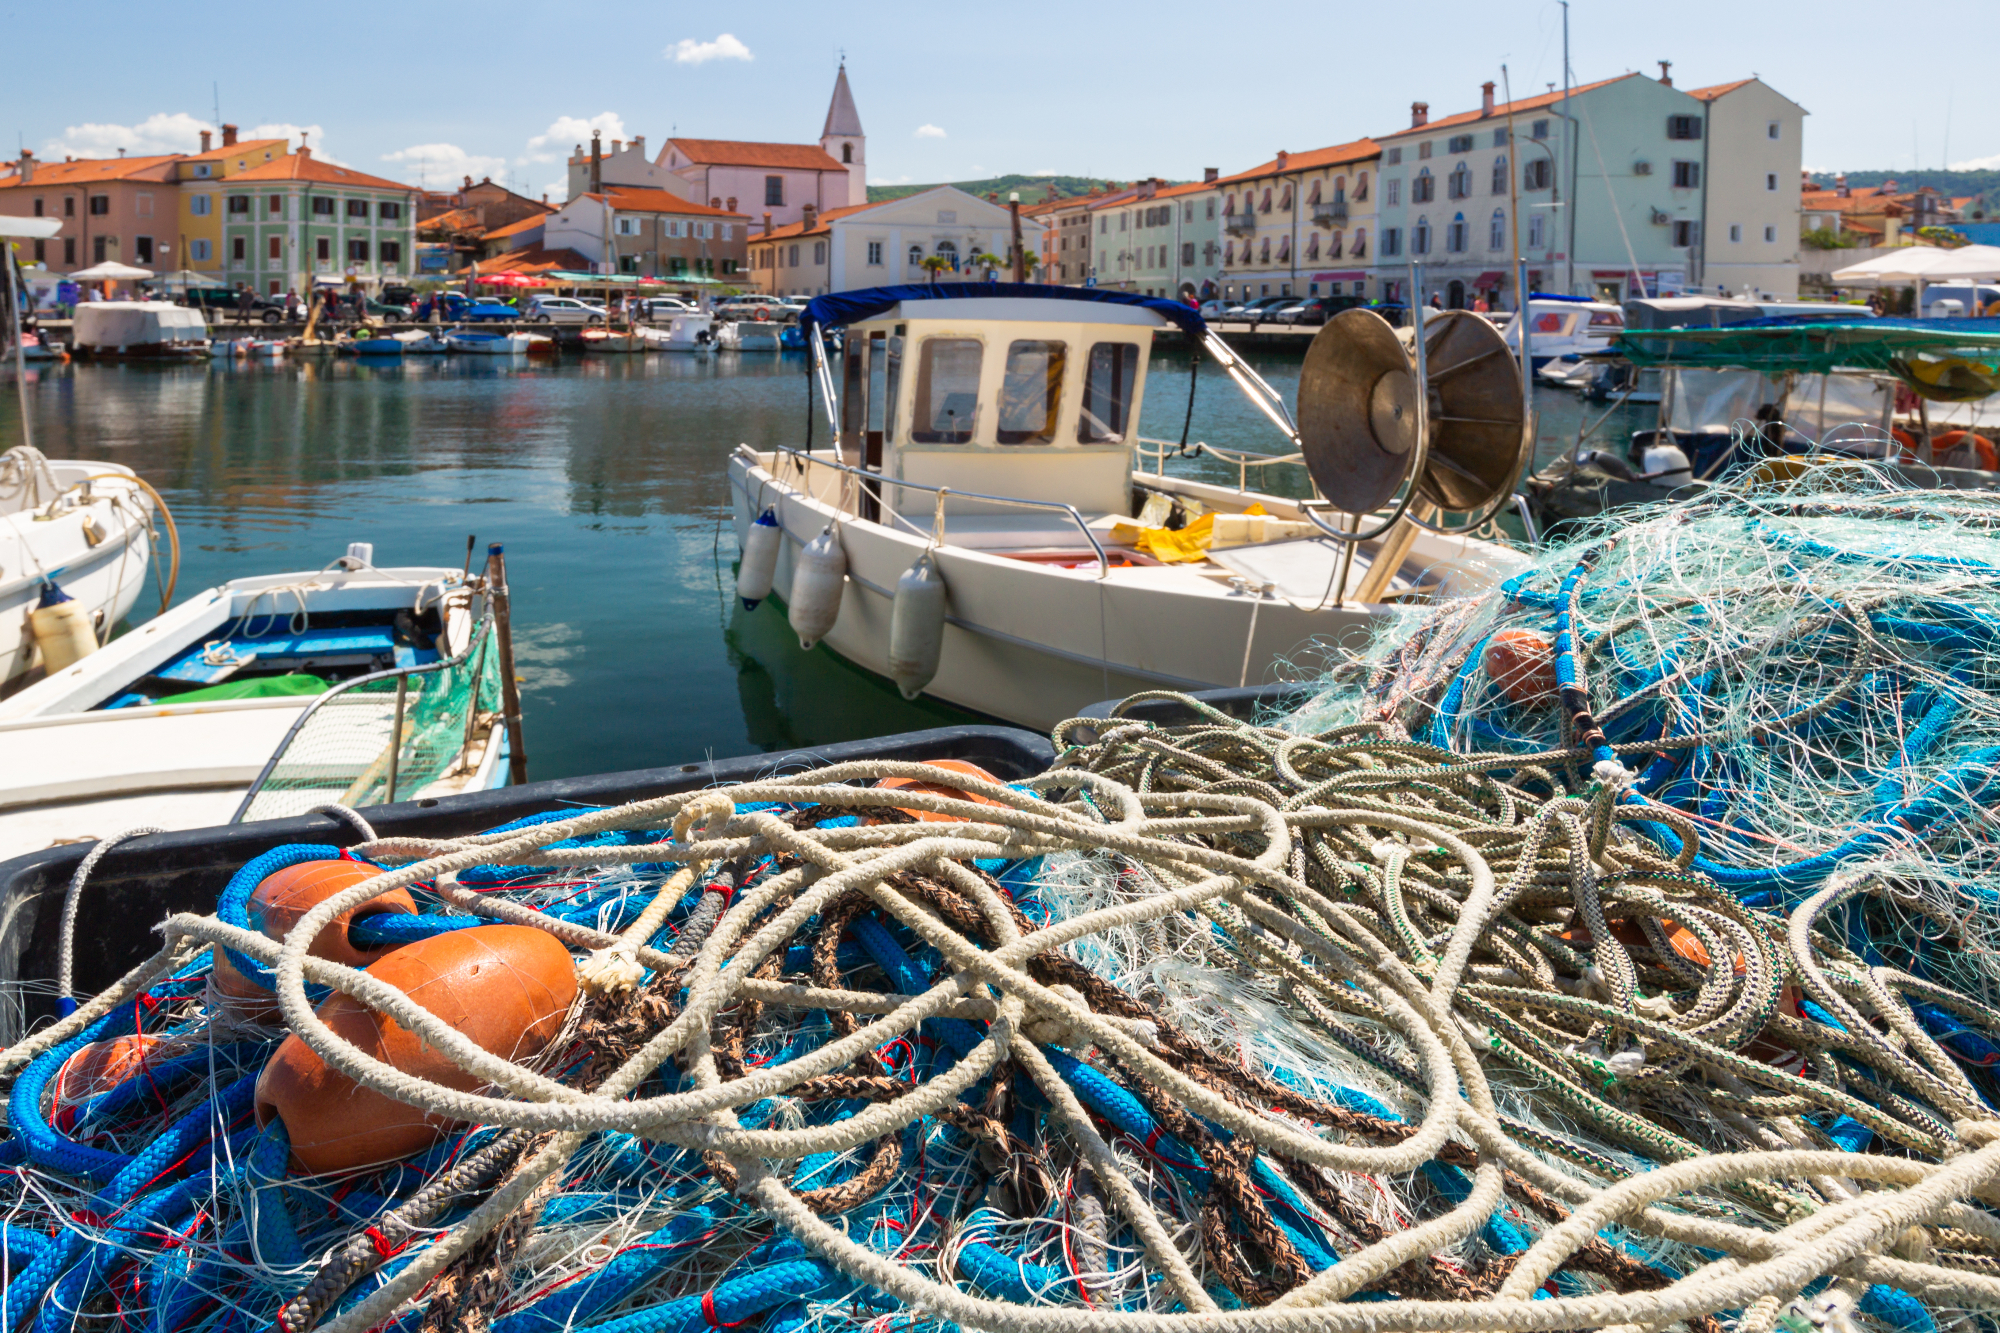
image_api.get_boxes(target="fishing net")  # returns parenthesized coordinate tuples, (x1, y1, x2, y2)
(14, 467, 2000, 1333)
(238, 618, 503, 823)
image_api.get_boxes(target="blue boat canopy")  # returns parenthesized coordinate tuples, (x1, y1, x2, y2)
(800, 282, 1208, 340)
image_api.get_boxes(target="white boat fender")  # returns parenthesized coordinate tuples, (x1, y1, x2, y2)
(1639, 442, 1693, 487)
(887, 550, 948, 700)
(737, 508, 782, 610)
(29, 580, 97, 673)
(788, 524, 848, 650)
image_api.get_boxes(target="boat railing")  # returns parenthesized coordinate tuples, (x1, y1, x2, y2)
(1134, 437, 1312, 493)
(755, 443, 1111, 580)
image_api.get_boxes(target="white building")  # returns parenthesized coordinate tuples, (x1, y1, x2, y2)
(655, 66, 866, 227)
(745, 185, 1014, 297)
(1691, 78, 1807, 298)
(565, 134, 689, 202)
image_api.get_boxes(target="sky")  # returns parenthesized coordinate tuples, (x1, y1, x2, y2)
(5, 0, 1994, 197)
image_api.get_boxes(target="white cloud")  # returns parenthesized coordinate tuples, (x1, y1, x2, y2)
(914, 124, 947, 139)
(1950, 153, 2000, 172)
(245, 123, 343, 164)
(43, 112, 212, 159)
(667, 33, 752, 64)
(522, 113, 628, 164)
(383, 143, 506, 187)
(1031, 169, 1057, 176)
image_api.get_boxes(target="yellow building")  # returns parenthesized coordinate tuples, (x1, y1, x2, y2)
(174, 126, 288, 278)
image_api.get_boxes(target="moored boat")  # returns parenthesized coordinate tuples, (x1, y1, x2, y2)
(444, 330, 555, 356)
(643, 313, 715, 351)
(70, 302, 210, 361)
(346, 335, 405, 356)
(581, 328, 646, 353)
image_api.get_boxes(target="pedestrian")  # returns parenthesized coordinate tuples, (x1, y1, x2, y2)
(285, 289, 300, 321)
(1428, 293, 1444, 312)
(235, 284, 255, 325)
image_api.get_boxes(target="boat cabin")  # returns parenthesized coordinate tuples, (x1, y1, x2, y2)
(825, 291, 1192, 536)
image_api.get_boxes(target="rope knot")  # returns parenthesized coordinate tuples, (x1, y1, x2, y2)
(1020, 984, 1094, 1049)
(673, 792, 736, 844)
(1590, 760, 1636, 792)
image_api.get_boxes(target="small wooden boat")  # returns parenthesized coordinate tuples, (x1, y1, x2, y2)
(393, 330, 446, 354)
(17, 332, 65, 362)
(643, 314, 715, 352)
(445, 330, 552, 355)
(346, 335, 405, 356)
(581, 328, 646, 353)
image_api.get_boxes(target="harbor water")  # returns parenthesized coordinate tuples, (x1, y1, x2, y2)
(0, 350, 1646, 780)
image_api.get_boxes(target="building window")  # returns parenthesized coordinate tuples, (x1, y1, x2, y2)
(191, 194, 211, 216)
(1490, 209, 1506, 249)
(1412, 218, 1430, 254)
(89, 194, 109, 216)
(1328, 230, 1342, 258)
(866, 240, 883, 265)
(1493, 128, 1509, 147)
(1181, 241, 1194, 264)
(1386, 178, 1402, 206)
(908, 244, 923, 266)
(195, 164, 210, 177)
(616, 217, 640, 235)
(62, 238, 75, 264)
(379, 201, 402, 220)
(1412, 170, 1434, 203)
(785, 244, 798, 267)
(813, 241, 826, 264)
(30, 198, 43, 217)
(1768, 121, 1782, 140)
(664, 220, 682, 238)
(1531, 119, 1550, 140)
(1672, 161, 1700, 189)
(842, 143, 853, 163)
(1305, 232, 1319, 260)
(1276, 235, 1290, 261)
(912, 337, 983, 443)
(1764, 224, 1777, 242)
(1355, 171, 1369, 201)
(189, 239, 210, 261)
(1447, 164, 1470, 199)
(1729, 223, 1742, 242)
(63, 196, 75, 217)
(231, 236, 246, 261)
(381, 241, 401, 263)
(348, 239, 370, 262)
(1223, 242, 1234, 265)
(1446, 215, 1466, 252)
(1671, 220, 1697, 247)
(1492, 156, 1508, 194)
(1278, 185, 1292, 211)
(313, 197, 335, 216)
(1418, 141, 1433, 160)
(1351, 228, 1366, 257)
(619, 255, 639, 273)
(1080, 342, 1138, 443)
(1765, 172, 1778, 192)
(1206, 198, 1216, 219)
(1259, 237, 1270, 262)
(137, 192, 153, 218)
(227, 195, 250, 215)
(268, 235, 282, 260)
(135, 236, 154, 263)
(1524, 159, 1552, 190)
(721, 224, 732, 240)
(1183, 202, 1194, 222)
(268, 195, 282, 215)
(316, 237, 330, 261)
(1527, 214, 1546, 248)
(765, 175, 784, 206)
(1383, 227, 1402, 256)
(1385, 147, 1402, 165)
(1447, 134, 1474, 153)
(997, 340, 1065, 445)
(1667, 115, 1702, 140)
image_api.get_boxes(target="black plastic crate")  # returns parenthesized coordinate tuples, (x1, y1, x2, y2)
(0, 724, 1053, 1003)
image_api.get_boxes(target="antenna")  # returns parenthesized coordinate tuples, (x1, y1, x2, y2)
(212, 82, 220, 128)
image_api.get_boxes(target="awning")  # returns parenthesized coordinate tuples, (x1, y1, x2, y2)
(0, 218, 62, 240)
(1311, 270, 1366, 282)
(1472, 271, 1505, 288)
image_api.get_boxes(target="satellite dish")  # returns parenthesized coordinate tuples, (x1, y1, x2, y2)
(1298, 308, 1527, 518)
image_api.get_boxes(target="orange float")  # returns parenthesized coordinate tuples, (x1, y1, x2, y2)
(873, 758, 1012, 823)
(1481, 628, 1559, 706)
(1897, 429, 1999, 470)
(211, 860, 419, 1007)
(255, 925, 577, 1174)
(51, 1034, 168, 1127)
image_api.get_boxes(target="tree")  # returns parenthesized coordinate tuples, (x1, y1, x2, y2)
(920, 255, 952, 286)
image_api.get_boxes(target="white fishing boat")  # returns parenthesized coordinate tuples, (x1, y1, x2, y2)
(644, 313, 715, 352)
(716, 320, 783, 351)
(1497, 297, 1624, 369)
(727, 282, 1532, 731)
(0, 448, 163, 693)
(393, 330, 446, 354)
(0, 544, 526, 863)
(581, 328, 647, 353)
(444, 330, 554, 356)
(70, 302, 211, 362)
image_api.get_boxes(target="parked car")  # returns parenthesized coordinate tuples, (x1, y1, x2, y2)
(364, 297, 414, 320)
(441, 294, 522, 323)
(1271, 295, 1365, 326)
(380, 284, 418, 308)
(716, 295, 792, 321)
(636, 297, 696, 321)
(1233, 296, 1297, 325)
(526, 296, 608, 325)
(1197, 299, 1234, 320)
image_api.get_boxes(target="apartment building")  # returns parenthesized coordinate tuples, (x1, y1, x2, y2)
(1216, 140, 1380, 302)
(544, 188, 749, 279)
(0, 150, 182, 274)
(1089, 176, 1221, 299)
(175, 126, 289, 276)
(220, 148, 419, 294)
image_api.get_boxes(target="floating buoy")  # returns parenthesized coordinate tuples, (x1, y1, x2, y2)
(737, 507, 781, 610)
(51, 1034, 167, 1127)
(887, 551, 947, 700)
(789, 525, 847, 650)
(255, 925, 577, 1174)
(1481, 628, 1558, 706)
(875, 758, 1011, 823)
(211, 860, 419, 1010)
(29, 581, 96, 674)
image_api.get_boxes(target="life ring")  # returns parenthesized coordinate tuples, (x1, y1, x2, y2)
(754, 308, 772, 322)
(1899, 429, 1999, 470)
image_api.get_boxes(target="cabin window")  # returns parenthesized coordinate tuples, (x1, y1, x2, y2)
(1079, 342, 1138, 444)
(911, 338, 982, 444)
(996, 340, 1065, 445)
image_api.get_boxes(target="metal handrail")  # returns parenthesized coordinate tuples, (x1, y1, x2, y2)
(228, 611, 496, 822)
(756, 443, 1111, 580)
(1134, 437, 1310, 493)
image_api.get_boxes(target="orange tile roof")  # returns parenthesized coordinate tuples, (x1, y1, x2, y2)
(749, 197, 892, 243)
(423, 207, 485, 233)
(181, 137, 287, 163)
(1378, 74, 1635, 139)
(601, 187, 747, 217)
(1686, 78, 1758, 102)
(1216, 139, 1380, 187)
(228, 152, 412, 192)
(480, 245, 592, 275)
(667, 138, 845, 172)
(0, 154, 181, 189)
(481, 212, 551, 242)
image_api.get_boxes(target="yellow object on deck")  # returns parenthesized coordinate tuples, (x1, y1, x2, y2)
(1110, 504, 1267, 564)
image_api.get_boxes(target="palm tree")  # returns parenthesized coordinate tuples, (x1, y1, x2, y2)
(920, 255, 952, 286)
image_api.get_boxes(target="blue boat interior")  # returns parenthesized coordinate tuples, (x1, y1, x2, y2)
(95, 608, 448, 711)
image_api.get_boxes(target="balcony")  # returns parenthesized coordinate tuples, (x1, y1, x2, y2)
(1223, 214, 1256, 237)
(1311, 202, 1348, 228)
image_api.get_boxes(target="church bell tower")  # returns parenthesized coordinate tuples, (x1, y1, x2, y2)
(820, 63, 866, 208)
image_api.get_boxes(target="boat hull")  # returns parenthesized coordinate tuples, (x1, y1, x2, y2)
(0, 462, 154, 689)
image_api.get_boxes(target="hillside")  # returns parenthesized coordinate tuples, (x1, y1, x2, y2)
(1810, 168, 1997, 215)
(866, 174, 1153, 204)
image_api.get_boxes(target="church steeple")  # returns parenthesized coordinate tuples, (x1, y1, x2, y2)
(819, 62, 866, 207)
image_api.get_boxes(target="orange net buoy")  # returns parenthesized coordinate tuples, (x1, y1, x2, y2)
(1481, 628, 1558, 706)
(51, 1035, 168, 1127)
(873, 758, 1011, 823)
(212, 860, 418, 1009)
(255, 925, 577, 1174)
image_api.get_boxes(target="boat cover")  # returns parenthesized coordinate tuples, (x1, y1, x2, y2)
(801, 282, 1208, 340)
(74, 302, 208, 347)
(1616, 316, 2000, 401)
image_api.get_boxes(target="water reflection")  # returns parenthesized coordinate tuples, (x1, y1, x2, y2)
(0, 345, 1641, 779)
